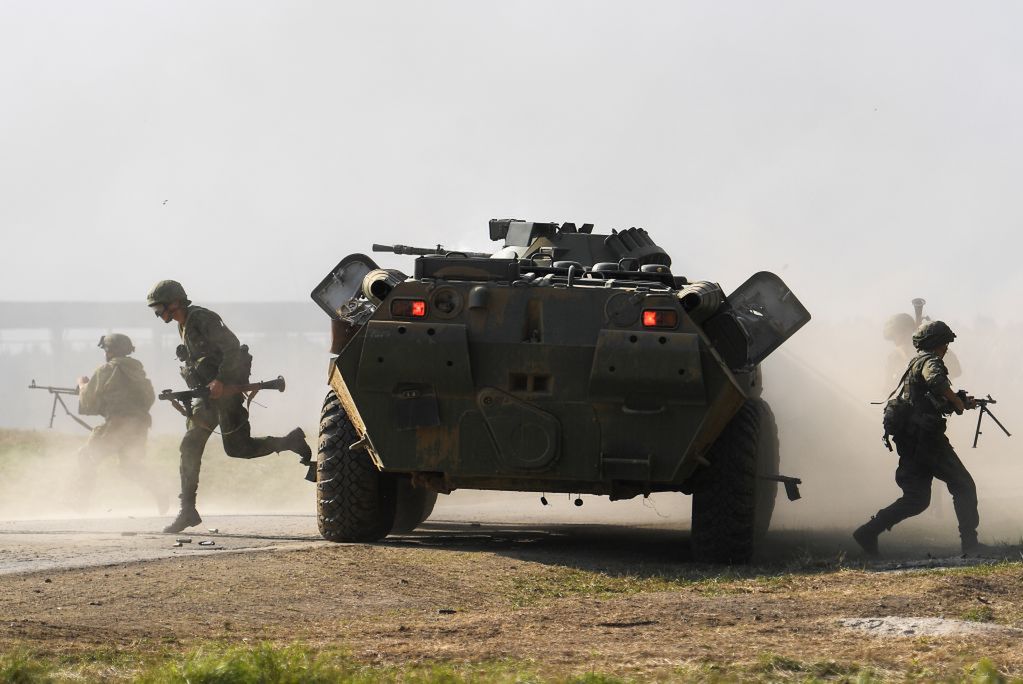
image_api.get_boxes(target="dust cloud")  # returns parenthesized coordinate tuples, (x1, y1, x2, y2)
(2, 299, 1018, 553)
(765, 312, 1023, 548)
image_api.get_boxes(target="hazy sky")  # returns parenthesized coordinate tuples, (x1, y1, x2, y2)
(2, 1, 1021, 321)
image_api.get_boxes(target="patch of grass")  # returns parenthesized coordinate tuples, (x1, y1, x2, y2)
(961, 605, 996, 623)
(136, 643, 358, 683)
(508, 564, 808, 607)
(138, 645, 628, 684)
(754, 653, 806, 673)
(0, 648, 52, 684)
(968, 658, 1007, 684)
(753, 653, 868, 681)
(0, 643, 616, 684)
(940, 560, 1023, 578)
(564, 674, 627, 684)
(509, 565, 708, 605)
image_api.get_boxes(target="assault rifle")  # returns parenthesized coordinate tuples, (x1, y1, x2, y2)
(159, 376, 287, 418)
(958, 392, 1012, 448)
(28, 380, 93, 431)
(372, 243, 492, 258)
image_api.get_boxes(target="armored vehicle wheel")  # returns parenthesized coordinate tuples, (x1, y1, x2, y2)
(391, 481, 438, 534)
(691, 399, 778, 564)
(317, 391, 396, 542)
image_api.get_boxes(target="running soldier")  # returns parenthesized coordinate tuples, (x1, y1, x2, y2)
(147, 280, 312, 533)
(855, 321, 985, 556)
(76, 334, 167, 513)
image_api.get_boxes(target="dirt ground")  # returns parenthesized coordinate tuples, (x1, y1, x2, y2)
(3, 515, 1023, 681)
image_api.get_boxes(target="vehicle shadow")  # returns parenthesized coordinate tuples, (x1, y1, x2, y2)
(383, 520, 1019, 580)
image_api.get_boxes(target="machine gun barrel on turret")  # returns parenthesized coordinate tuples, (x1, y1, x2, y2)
(372, 243, 492, 259)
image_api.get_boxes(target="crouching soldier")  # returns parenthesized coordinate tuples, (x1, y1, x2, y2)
(76, 334, 168, 513)
(147, 279, 312, 534)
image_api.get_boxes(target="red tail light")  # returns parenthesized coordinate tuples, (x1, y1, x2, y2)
(391, 299, 428, 318)
(642, 309, 678, 328)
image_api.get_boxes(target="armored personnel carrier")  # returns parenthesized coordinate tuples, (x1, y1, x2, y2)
(310, 219, 809, 563)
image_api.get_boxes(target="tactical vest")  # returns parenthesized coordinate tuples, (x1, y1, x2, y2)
(177, 306, 252, 386)
(900, 352, 946, 416)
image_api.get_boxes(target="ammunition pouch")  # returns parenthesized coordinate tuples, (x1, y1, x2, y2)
(179, 364, 204, 390)
(180, 344, 253, 388)
(882, 397, 911, 437)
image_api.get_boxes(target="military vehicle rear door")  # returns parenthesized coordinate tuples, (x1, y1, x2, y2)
(727, 271, 811, 366)
(311, 254, 379, 319)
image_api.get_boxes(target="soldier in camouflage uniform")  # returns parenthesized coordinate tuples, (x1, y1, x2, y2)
(75, 333, 167, 513)
(854, 321, 982, 556)
(147, 280, 313, 533)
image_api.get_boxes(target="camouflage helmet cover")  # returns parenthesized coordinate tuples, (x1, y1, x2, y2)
(147, 279, 190, 307)
(98, 333, 135, 357)
(912, 320, 956, 350)
(883, 313, 916, 342)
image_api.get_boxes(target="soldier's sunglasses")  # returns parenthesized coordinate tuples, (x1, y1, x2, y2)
(151, 303, 167, 317)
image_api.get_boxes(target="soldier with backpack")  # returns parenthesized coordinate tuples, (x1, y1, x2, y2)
(75, 333, 168, 513)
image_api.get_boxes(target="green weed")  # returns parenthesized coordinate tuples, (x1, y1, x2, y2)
(968, 658, 1006, 684)
(961, 605, 996, 623)
(0, 649, 52, 684)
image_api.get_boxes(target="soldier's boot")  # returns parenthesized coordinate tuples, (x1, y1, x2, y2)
(163, 505, 202, 534)
(961, 537, 1001, 557)
(853, 517, 885, 557)
(278, 428, 313, 465)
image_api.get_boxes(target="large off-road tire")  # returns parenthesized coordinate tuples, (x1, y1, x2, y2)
(691, 398, 779, 564)
(391, 480, 438, 534)
(317, 391, 396, 542)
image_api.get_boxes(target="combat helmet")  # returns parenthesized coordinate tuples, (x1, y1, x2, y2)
(883, 313, 916, 342)
(147, 280, 190, 307)
(98, 333, 135, 357)
(912, 320, 956, 350)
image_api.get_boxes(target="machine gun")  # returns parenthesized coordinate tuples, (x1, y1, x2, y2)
(372, 243, 492, 259)
(159, 376, 287, 418)
(28, 380, 93, 431)
(957, 392, 1012, 448)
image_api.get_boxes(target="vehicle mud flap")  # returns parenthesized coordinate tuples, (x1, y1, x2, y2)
(477, 387, 560, 471)
(391, 479, 439, 534)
